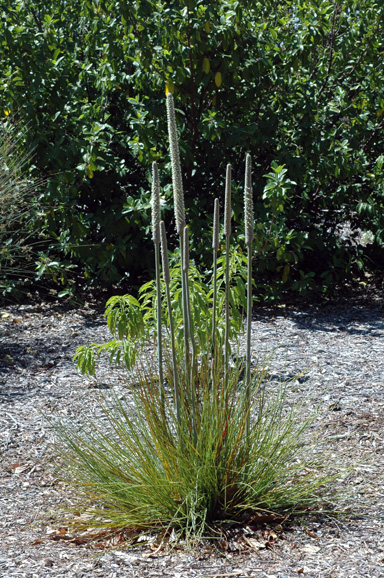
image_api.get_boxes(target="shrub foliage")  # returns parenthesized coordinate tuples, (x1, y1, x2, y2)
(1, 0, 384, 295)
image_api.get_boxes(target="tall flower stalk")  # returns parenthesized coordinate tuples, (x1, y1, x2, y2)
(166, 94, 185, 236)
(166, 94, 190, 380)
(160, 220, 180, 425)
(151, 162, 164, 403)
(244, 154, 254, 442)
(183, 225, 197, 443)
(224, 164, 232, 385)
(212, 197, 220, 381)
(183, 227, 196, 382)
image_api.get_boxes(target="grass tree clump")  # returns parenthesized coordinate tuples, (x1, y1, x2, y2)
(54, 94, 342, 548)
(54, 356, 334, 546)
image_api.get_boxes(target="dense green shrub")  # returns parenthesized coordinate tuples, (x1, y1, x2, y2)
(1, 0, 384, 296)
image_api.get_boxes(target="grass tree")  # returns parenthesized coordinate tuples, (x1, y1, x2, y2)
(53, 96, 343, 548)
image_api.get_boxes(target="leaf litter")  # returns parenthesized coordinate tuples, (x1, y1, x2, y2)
(0, 297, 384, 576)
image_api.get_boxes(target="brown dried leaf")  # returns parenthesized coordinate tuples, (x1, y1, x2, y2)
(13, 464, 30, 475)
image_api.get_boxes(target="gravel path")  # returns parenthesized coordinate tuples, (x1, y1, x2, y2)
(1, 297, 383, 577)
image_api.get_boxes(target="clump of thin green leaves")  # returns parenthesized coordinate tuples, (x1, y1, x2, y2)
(53, 354, 336, 546)
(56, 94, 341, 547)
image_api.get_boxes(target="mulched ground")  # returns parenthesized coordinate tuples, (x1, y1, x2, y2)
(1, 295, 384, 578)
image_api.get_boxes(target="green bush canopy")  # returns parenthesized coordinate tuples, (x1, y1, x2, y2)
(1, 0, 384, 297)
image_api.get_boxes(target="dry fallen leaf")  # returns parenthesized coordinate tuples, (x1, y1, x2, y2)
(13, 464, 30, 475)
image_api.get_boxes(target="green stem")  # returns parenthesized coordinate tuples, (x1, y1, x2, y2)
(245, 242, 253, 442)
(224, 165, 231, 390)
(160, 221, 180, 425)
(244, 153, 254, 444)
(184, 267, 197, 443)
(166, 284, 180, 426)
(180, 228, 190, 391)
(212, 197, 219, 385)
(154, 242, 164, 406)
(212, 247, 218, 381)
(224, 235, 230, 390)
(182, 225, 197, 443)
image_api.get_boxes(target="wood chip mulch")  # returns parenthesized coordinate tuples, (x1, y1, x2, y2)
(0, 295, 383, 577)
